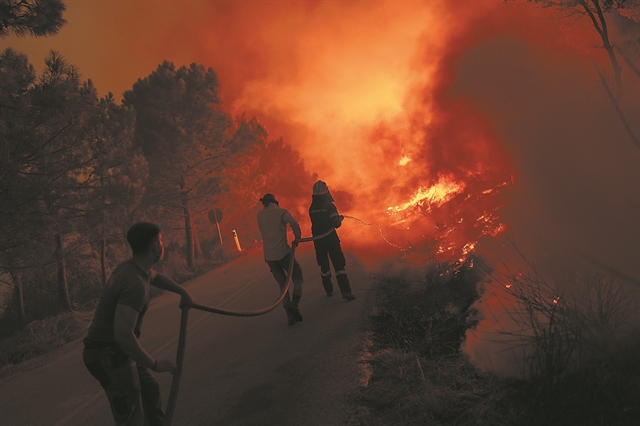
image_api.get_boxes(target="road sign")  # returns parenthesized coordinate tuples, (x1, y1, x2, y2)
(208, 208, 223, 223)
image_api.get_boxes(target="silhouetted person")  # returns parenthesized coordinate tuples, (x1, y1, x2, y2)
(82, 222, 194, 426)
(257, 193, 304, 325)
(309, 180, 355, 300)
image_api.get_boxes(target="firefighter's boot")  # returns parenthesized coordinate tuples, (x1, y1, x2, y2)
(337, 272, 356, 301)
(321, 272, 334, 296)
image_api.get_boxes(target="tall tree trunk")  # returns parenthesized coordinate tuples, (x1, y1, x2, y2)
(100, 230, 107, 287)
(12, 273, 25, 330)
(184, 203, 194, 269)
(55, 232, 72, 311)
(183, 200, 195, 270)
(193, 219, 202, 259)
(180, 175, 194, 270)
(100, 174, 107, 287)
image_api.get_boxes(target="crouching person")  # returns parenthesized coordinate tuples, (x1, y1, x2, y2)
(82, 222, 194, 426)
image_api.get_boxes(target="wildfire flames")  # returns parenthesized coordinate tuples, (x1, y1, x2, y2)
(388, 173, 466, 216)
(381, 172, 508, 264)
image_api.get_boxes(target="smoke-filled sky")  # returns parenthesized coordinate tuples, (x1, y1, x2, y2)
(3, 0, 639, 374)
(3, 0, 638, 274)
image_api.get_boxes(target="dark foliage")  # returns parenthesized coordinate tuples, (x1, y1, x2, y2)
(0, 0, 66, 38)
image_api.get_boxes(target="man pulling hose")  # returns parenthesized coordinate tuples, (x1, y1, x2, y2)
(82, 222, 194, 426)
(257, 193, 305, 325)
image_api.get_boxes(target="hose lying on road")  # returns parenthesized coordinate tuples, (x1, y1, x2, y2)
(165, 228, 335, 425)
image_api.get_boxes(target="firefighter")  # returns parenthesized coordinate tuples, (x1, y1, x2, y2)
(309, 180, 356, 300)
(257, 193, 304, 325)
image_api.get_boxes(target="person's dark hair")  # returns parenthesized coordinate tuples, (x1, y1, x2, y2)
(260, 193, 279, 207)
(127, 222, 161, 255)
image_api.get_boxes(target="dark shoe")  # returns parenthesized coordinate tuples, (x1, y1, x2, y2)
(286, 305, 303, 322)
(342, 293, 356, 301)
(326, 292, 333, 297)
(288, 316, 296, 326)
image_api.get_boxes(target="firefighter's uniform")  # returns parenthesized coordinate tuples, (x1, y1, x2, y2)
(309, 181, 355, 300)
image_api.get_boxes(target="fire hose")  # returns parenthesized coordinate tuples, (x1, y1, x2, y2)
(164, 227, 336, 426)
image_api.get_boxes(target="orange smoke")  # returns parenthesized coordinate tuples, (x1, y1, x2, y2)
(195, 0, 614, 262)
(198, 1, 518, 261)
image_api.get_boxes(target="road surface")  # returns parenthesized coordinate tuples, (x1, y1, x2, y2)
(0, 246, 373, 426)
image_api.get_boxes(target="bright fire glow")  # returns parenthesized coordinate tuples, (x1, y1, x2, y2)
(398, 155, 411, 166)
(388, 173, 466, 214)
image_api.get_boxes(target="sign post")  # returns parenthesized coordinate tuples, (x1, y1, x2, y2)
(207, 208, 224, 246)
(232, 230, 242, 252)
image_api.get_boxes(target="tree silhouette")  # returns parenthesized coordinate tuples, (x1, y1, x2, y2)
(0, 0, 66, 38)
(512, 0, 627, 98)
(0, 49, 146, 318)
(124, 62, 266, 269)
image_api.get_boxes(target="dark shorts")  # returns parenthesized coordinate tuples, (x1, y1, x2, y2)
(83, 341, 163, 426)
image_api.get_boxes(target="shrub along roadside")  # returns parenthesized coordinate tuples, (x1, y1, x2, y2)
(352, 258, 640, 426)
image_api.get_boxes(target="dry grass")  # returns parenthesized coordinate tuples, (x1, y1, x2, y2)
(357, 349, 519, 426)
(0, 309, 94, 369)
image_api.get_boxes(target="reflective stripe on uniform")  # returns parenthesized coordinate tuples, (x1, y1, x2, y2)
(336, 270, 347, 275)
(321, 270, 332, 277)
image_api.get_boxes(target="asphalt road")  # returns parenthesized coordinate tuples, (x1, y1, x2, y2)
(0, 246, 373, 426)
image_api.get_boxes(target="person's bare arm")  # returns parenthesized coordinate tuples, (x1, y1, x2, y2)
(150, 271, 195, 308)
(113, 304, 175, 373)
(283, 210, 302, 246)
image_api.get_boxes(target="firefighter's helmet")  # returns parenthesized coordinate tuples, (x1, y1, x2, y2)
(312, 180, 329, 196)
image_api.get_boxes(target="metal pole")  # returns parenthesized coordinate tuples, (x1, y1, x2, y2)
(165, 306, 190, 426)
(215, 214, 223, 246)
